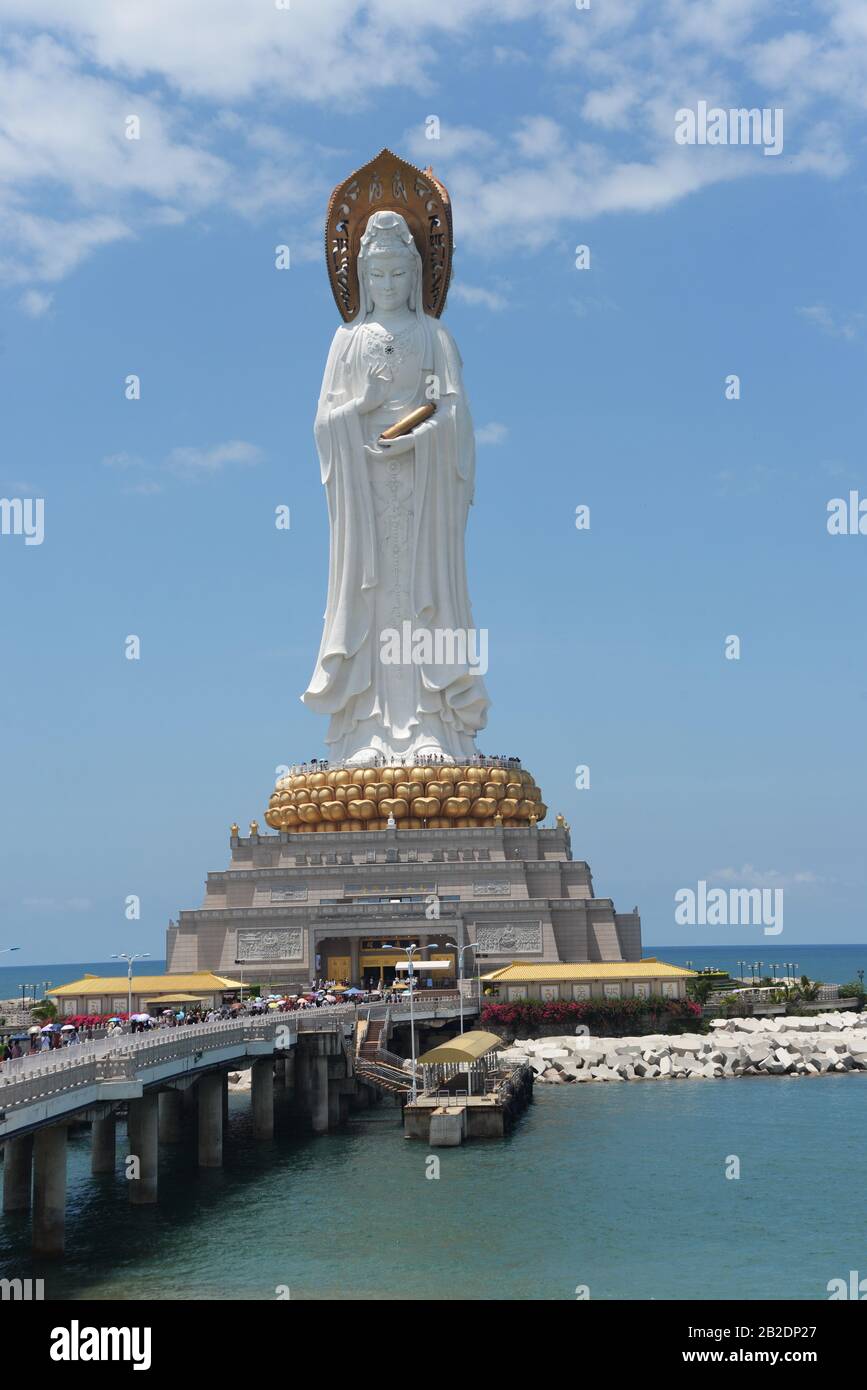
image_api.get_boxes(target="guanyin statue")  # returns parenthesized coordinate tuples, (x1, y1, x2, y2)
(302, 151, 490, 766)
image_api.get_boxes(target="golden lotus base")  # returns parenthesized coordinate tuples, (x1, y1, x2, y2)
(264, 762, 547, 833)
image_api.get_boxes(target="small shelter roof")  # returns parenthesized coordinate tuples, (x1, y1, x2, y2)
(417, 1030, 502, 1065)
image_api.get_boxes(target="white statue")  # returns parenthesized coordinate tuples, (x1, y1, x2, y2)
(302, 205, 490, 765)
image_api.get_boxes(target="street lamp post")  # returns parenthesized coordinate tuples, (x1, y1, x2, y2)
(381, 942, 438, 1103)
(445, 941, 479, 1035)
(111, 952, 150, 1020)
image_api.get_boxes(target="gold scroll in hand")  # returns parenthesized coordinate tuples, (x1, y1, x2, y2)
(379, 402, 437, 442)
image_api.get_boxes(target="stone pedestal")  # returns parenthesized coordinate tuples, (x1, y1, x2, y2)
(3, 1134, 33, 1211)
(168, 820, 643, 993)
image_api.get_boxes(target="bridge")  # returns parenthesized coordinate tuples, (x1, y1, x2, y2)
(0, 993, 477, 1256)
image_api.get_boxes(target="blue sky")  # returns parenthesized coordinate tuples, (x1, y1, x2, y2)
(1, 0, 866, 962)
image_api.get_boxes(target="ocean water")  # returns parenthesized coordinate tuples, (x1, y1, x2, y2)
(650, 944, 867, 986)
(1, 1075, 864, 1301)
(0, 961, 168, 1001)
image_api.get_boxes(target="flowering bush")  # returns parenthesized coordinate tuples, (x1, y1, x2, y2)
(480, 996, 701, 1034)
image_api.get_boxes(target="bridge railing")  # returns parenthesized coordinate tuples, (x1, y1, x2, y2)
(0, 1019, 277, 1117)
(0, 996, 479, 1120)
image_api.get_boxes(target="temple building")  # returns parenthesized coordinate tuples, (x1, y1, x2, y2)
(166, 806, 644, 992)
(481, 960, 696, 1002)
(49, 971, 244, 1017)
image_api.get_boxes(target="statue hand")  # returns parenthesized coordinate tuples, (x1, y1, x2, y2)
(357, 363, 393, 415)
(364, 434, 414, 461)
(378, 433, 416, 457)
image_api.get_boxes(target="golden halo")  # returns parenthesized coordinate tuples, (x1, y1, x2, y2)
(325, 148, 453, 322)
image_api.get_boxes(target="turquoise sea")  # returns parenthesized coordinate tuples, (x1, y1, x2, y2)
(0, 1072, 864, 1301)
(647, 943, 867, 985)
(0, 961, 168, 1001)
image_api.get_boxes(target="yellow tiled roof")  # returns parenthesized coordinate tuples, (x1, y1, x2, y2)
(481, 960, 697, 983)
(49, 972, 243, 998)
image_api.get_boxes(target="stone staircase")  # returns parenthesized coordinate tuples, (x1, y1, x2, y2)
(354, 1015, 416, 1096)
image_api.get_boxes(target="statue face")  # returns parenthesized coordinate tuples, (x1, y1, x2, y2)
(364, 253, 413, 312)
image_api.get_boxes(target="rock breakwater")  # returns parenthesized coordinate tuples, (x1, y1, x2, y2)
(499, 1012, 867, 1082)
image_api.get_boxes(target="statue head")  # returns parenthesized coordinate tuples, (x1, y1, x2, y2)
(357, 210, 424, 319)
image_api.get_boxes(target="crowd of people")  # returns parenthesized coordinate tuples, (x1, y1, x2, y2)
(283, 752, 523, 775)
(0, 977, 450, 1074)
(1, 1022, 84, 1062)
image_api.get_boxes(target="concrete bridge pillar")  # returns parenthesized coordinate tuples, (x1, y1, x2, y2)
(296, 1035, 341, 1133)
(222, 1071, 229, 1129)
(328, 1083, 341, 1129)
(251, 1058, 275, 1140)
(158, 1090, 183, 1145)
(282, 1051, 296, 1095)
(127, 1093, 159, 1204)
(305, 1055, 330, 1133)
(91, 1114, 117, 1174)
(181, 1084, 198, 1122)
(3, 1134, 33, 1212)
(32, 1125, 67, 1255)
(198, 1073, 223, 1168)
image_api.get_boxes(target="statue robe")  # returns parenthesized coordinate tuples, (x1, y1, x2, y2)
(302, 313, 490, 756)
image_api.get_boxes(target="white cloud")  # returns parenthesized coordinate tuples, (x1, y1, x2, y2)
(19, 287, 52, 316)
(513, 115, 565, 161)
(797, 304, 863, 341)
(103, 441, 262, 490)
(492, 46, 530, 65)
(164, 439, 264, 477)
(582, 84, 637, 131)
(711, 865, 821, 890)
(1, 0, 866, 292)
(450, 282, 506, 311)
(103, 451, 144, 470)
(475, 422, 508, 446)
